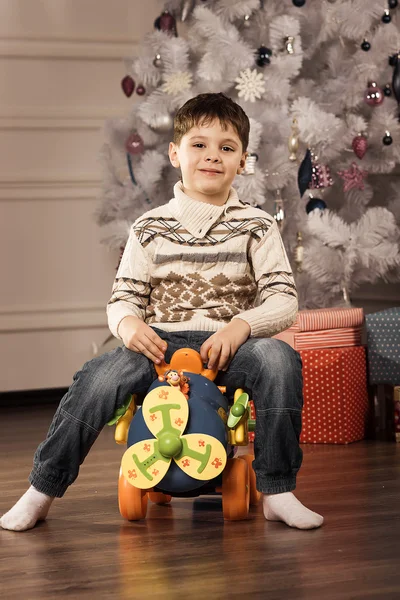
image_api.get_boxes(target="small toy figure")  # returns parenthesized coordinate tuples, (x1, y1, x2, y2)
(158, 370, 190, 399)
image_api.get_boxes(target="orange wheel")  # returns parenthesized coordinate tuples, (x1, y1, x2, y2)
(241, 454, 261, 506)
(148, 491, 172, 505)
(118, 470, 148, 520)
(222, 458, 250, 521)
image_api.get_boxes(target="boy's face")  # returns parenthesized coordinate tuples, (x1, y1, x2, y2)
(169, 119, 247, 205)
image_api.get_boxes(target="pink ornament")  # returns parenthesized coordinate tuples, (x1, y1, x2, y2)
(352, 135, 368, 159)
(337, 162, 368, 193)
(121, 75, 135, 97)
(364, 81, 384, 106)
(125, 133, 144, 155)
(310, 163, 333, 189)
(159, 10, 176, 34)
(136, 85, 146, 96)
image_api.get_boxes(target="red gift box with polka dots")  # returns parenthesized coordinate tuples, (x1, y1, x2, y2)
(300, 346, 369, 444)
(248, 347, 369, 445)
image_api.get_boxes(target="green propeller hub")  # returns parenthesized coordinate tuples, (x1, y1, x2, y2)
(158, 432, 183, 458)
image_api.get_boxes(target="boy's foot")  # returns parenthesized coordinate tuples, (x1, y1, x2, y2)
(263, 491, 323, 530)
(0, 486, 54, 531)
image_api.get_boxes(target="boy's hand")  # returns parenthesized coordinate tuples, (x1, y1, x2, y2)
(200, 318, 251, 372)
(118, 316, 167, 364)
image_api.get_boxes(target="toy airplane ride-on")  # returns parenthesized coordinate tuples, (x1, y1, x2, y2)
(108, 348, 260, 521)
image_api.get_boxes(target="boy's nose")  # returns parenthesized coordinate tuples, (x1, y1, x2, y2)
(206, 156, 221, 163)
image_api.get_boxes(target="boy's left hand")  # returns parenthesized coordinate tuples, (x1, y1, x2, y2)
(200, 318, 251, 372)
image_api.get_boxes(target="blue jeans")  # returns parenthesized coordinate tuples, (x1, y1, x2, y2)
(29, 329, 303, 496)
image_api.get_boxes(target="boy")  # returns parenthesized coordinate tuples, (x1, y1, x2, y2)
(1, 93, 323, 531)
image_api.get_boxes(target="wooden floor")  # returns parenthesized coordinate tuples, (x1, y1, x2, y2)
(1, 406, 400, 600)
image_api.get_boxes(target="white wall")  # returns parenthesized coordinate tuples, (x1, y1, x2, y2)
(0, 1, 399, 392)
(0, 0, 163, 391)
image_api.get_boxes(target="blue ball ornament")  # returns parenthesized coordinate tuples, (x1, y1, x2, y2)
(306, 197, 327, 214)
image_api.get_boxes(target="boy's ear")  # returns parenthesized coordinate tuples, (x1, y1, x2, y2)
(237, 152, 248, 174)
(169, 142, 180, 168)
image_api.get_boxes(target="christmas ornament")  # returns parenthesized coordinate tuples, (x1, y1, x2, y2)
(292, 0, 306, 6)
(126, 154, 138, 186)
(297, 149, 313, 197)
(338, 163, 368, 192)
(382, 10, 391, 23)
(255, 46, 272, 67)
(153, 53, 162, 68)
(389, 53, 399, 67)
(285, 36, 295, 54)
(384, 84, 392, 96)
(136, 85, 146, 96)
(383, 131, 393, 145)
(125, 132, 144, 155)
(306, 196, 327, 214)
(309, 152, 333, 189)
(150, 113, 173, 132)
(243, 14, 251, 27)
(154, 10, 177, 36)
(235, 69, 266, 102)
(288, 119, 299, 161)
(181, 0, 196, 21)
(361, 39, 371, 52)
(294, 232, 304, 273)
(364, 81, 384, 106)
(121, 75, 135, 97)
(273, 190, 285, 229)
(351, 134, 368, 159)
(161, 71, 193, 95)
(243, 153, 258, 175)
(389, 0, 398, 8)
(392, 58, 400, 103)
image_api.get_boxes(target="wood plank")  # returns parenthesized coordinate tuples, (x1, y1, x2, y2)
(1, 406, 400, 599)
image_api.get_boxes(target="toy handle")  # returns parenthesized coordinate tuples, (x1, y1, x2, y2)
(154, 347, 219, 381)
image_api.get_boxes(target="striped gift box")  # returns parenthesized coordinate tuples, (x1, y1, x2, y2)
(273, 307, 364, 351)
(294, 307, 364, 331)
(274, 326, 362, 351)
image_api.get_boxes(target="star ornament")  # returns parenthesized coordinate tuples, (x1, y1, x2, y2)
(337, 162, 368, 192)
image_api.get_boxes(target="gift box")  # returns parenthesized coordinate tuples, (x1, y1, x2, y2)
(365, 307, 400, 385)
(247, 347, 369, 445)
(247, 308, 368, 446)
(273, 307, 364, 351)
(300, 346, 369, 444)
(395, 387, 400, 443)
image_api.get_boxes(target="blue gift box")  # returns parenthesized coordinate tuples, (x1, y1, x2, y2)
(365, 308, 400, 385)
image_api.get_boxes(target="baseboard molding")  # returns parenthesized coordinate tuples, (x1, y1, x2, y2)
(0, 387, 68, 408)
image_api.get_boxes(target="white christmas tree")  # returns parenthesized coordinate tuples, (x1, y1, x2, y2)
(97, 0, 400, 308)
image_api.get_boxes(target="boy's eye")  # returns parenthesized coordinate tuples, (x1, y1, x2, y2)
(193, 144, 234, 151)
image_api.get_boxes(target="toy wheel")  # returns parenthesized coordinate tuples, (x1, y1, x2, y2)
(241, 454, 261, 506)
(148, 491, 172, 505)
(222, 458, 250, 521)
(118, 470, 148, 520)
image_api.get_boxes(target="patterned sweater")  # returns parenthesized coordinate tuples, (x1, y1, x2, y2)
(107, 181, 298, 339)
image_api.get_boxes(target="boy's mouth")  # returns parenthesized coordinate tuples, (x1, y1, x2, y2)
(199, 169, 223, 175)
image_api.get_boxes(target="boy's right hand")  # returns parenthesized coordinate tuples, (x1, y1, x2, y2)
(118, 316, 167, 364)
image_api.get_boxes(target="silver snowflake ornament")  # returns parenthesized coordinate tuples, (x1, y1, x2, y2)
(235, 68, 266, 103)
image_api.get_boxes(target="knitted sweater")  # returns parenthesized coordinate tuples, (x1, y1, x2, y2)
(107, 181, 298, 339)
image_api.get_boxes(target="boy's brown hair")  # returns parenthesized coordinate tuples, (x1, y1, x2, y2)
(173, 92, 250, 152)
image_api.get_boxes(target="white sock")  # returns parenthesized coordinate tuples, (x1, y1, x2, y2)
(263, 491, 324, 530)
(0, 486, 54, 531)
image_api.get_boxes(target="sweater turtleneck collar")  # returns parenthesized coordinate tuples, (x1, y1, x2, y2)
(168, 181, 244, 239)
